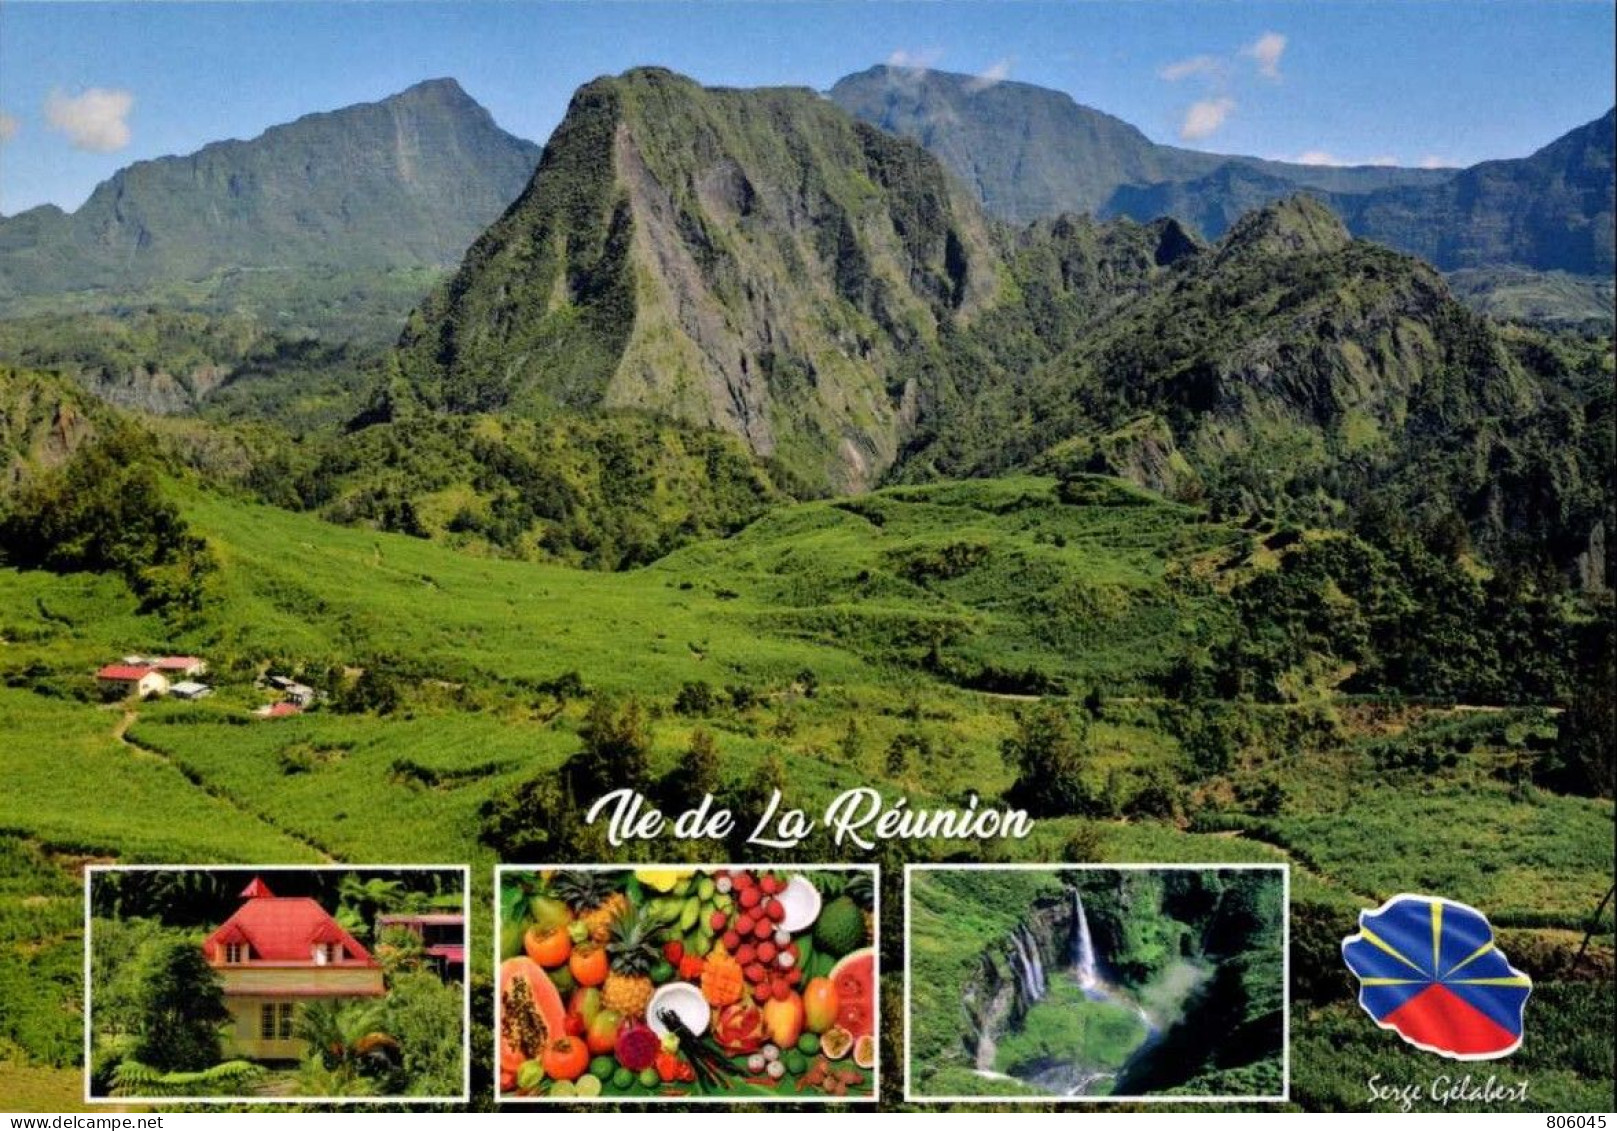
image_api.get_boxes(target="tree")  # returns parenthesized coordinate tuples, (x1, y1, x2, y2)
(1538, 634, 1615, 798)
(885, 730, 930, 779)
(132, 941, 230, 1072)
(295, 999, 400, 1093)
(479, 772, 609, 862)
(382, 971, 464, 1097)
(1001, 703, 1094, 816)
(570, 694, 652, 797)
(663, 728, 722, 811)
(337, 874, 405, 941)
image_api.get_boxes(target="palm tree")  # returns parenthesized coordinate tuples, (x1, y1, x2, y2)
(336, 874, 406, 940)
(294, 999, 401, 1089)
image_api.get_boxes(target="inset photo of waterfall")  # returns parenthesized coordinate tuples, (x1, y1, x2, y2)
(904, 864, 1287, 1103)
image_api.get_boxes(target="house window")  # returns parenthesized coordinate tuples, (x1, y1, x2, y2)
(259, 1002, 295, 1041)
(225, 943, 247, 963)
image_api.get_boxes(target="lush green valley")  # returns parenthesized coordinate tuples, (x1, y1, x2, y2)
(0, 455, 1610, 1108)
(0, 58, 1611, 1114)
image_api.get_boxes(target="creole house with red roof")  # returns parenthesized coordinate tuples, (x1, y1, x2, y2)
(95, 664, 169, 699)
(202, 878, 385, 1060)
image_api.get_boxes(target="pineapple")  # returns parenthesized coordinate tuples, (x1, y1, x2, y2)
(602, 903, 659, 1018)
(552, 870, 629, 943)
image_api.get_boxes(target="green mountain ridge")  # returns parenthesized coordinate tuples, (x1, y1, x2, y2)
(830, 66, 1615, 280)
(827, 65, 1451, 224)
(0, 78, 541, 310)
(388, 72, 1608, 580)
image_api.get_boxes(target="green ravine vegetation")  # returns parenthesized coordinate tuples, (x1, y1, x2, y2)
(907, 868, 1283, 1099)
(0, 63, 1611, 1113)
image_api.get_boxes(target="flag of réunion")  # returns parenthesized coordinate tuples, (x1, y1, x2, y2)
(1341, 893, 1531, 1060)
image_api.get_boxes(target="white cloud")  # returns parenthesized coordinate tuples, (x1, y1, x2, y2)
(1158, 55, 1223, 82)
(887, 48, 945, 75)
(44, 87, 133, 152)
(1180, 97, 1236, 141)
(1293, 150, 1403, 168)
(1242, 32, 1287, 80)
(966, 58, 1012, 92)
(0, 111, 18, 144)
(1419, 154, 1454, 169)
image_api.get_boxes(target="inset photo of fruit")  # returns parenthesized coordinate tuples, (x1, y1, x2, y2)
(496, 865, 878, 1103)
(905, 864, 1287, 1104)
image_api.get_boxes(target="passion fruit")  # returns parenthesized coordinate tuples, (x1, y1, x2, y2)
(820, 1025, 854, 1060)
(853, 1033, 877, 1070)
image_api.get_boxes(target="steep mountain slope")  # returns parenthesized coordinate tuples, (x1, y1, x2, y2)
(827, 66, 1450, 224)
(0, 79, 541, 305)
(0, 368, 112, 490)
(1336, 108, 1616, 274)
(395, 67, 1002, 491)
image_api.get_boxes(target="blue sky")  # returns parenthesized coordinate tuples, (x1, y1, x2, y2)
(1, 1, 1612, 215)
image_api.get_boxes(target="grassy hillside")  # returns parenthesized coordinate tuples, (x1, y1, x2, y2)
(0, 472, 1610, 1109)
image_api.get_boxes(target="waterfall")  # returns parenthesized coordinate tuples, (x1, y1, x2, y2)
(1022, 925, 1046, 999)
(1008, 924, 1046, 1002)
(1071, 889, 1098, 989)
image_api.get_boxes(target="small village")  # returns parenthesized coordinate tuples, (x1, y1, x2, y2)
(94, 654, 320, 718)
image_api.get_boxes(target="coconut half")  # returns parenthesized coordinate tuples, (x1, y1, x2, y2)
(775, 874, 823, 933)
(646, 981, 711, 1038)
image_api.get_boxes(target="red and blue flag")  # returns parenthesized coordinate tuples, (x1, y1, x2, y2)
(1342, 893, 1530, 1060)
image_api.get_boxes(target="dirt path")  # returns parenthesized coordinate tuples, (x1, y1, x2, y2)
(112, 709, 339, 863)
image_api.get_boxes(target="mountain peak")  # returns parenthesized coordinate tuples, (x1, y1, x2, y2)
(1218, 194, 1352, 261)
(397, 68, 1001, 492)
(0, 80, 542, 307)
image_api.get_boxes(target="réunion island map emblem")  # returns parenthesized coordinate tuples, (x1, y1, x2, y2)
(1342, 894, 1531, 1059)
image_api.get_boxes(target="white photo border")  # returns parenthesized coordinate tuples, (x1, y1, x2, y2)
(902, 861, 1290, 1105)
(83, 862, 473, 1106)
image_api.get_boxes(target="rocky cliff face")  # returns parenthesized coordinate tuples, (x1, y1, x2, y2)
(959, 893, 1073, 1061)
(396, 68, 1002, 491)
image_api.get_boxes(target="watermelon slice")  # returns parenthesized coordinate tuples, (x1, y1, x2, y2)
(829, 947, 874, 1039)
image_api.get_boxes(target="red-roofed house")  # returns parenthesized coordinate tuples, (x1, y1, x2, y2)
(376, 912, 465, 981)
(154, 656, 208, 677)
(96, 664, 168, 699)
(202, 878, 385, 1060)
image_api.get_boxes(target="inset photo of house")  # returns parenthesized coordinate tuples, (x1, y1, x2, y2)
(85, 865, 469, 1104)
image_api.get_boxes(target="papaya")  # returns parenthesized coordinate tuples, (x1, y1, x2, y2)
(499, 957, 568, 1089)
